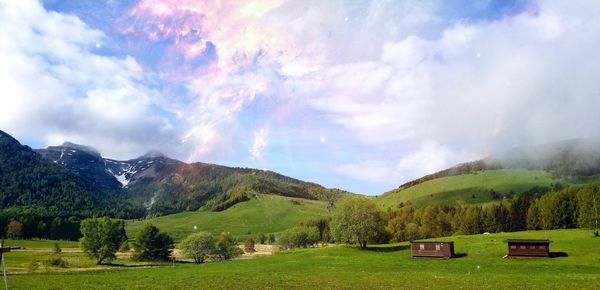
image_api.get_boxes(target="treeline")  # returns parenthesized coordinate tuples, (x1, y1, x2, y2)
(278, 184, 600, 250)
(1, 215, 81, 241)
(386, 183, 600, 242)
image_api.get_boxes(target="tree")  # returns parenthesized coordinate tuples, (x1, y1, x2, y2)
(527, 199, 541, 230)
(256, 233, 267, 245)
(278, 226, 320, 249)
(267, 233, 276, 244)
(576, 184, 600, 236)
(80, 217, 127, 265)
(244, 238, 256, 253)
(133, 224, 174, 261)
(330, 196, 387, 248)
(179, 232, 216, 264)
(214, 232, 242, 260)
(6, 219, 23, 239)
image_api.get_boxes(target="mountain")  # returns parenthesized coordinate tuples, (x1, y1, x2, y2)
(0, 130, 135, 218)
(33, 137, 346, 217)
(378, 138, 600, 208)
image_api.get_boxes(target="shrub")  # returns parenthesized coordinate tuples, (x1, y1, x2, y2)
(278, 226, 320, 249)
(179, 232, 216, 264)
(119, 240, 130, 252)
(43, 257, 68, 268)
(244, 239, 256, 253)
(267, 233, 276, 244)
(256, 233, 267, 244)
(53, 242, 62, 254)
(214, 232, 243, 260)
(28, 259, 40, 273)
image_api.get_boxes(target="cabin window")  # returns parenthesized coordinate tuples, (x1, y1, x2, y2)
(519, 245, 526, 249)
(510, 245, 517, 249)
(435, 244, 441, 251)
(419, 244, 425, 250)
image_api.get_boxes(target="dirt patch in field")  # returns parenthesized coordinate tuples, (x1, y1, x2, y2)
(239, 244, 280, 259)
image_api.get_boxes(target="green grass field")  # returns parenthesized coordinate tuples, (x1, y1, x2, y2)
(126, 194, 330, 241)
(377, 169, 564, 208)
(4, 229, 600, 289)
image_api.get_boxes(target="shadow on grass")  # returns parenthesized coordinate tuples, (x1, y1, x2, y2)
(103, 262, 187, 268)
(549, 252, 568, 258)
(453, 253, 468, 258)
(363, 245, 410, 252)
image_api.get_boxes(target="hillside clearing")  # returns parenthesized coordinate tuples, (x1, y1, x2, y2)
(377, 169, 565, 208)
(126, 194, 330, 241)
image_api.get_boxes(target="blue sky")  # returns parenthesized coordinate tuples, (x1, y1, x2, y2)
(2, 0, 600, 195)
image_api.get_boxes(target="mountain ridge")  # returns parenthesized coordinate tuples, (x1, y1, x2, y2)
(28, 133, 348, 217)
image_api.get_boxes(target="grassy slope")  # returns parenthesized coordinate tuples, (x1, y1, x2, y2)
(7, 229, 600, 289)
(377, 169, 563, 208)
(126, 194, 330, 241)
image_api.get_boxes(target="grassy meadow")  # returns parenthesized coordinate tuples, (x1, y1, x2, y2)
(3, 229, 600, 289)
(376, 169, 564, 208)
(126, 194, 330, 241)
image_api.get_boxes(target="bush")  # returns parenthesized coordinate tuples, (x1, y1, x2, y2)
(119, 240, 130, 252)
(133, 224, 174, 262)
(256, 233, 267, 244)
(179, 232, 216, 264)
(53, 242, 62, 254)
(43, 257, 68, 268)
(28, 259, 40, 273)
(214, 232, 242, 260)
(278, 226, 320, 249)
(244, 239, 256, 253)
(268, 233, 276, 244)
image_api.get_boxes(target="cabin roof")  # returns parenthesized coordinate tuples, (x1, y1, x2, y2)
(411, 241, 454, 244)
(506, 239, 551, 244)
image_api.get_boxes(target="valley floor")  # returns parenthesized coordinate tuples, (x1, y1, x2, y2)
(4, 229, 600, 289)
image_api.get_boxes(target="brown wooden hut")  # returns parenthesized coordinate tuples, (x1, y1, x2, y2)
(410, 241, 454, 258)
(506, 239, 550, 257)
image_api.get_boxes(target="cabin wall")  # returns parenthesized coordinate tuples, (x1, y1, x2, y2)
(410, 242, 454, 258)
(507, 243, 549, 257)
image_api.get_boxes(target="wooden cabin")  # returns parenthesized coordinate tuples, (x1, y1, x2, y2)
(506, 239, 550, 257)
(410, 241, 454, 258)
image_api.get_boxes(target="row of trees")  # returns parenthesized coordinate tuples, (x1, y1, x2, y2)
(2, 216, 81, 240)
(179, 232, 243, 263)
(80, 217, 244, 265)
(80, 218, 174, 264)
(387, 184, 600, 242)
(278, 184, 600, 250)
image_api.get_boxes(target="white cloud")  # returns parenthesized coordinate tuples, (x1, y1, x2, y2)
(336, 141, 472, 184)
(249, 128, 269, 160)
(0, 0, 176, 159)
(319, 1, 600, 182)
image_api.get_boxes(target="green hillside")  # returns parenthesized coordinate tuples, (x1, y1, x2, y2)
(377, 169, 565, 208)
(7, 229, 600, 289)
(125, 194, 330, 241)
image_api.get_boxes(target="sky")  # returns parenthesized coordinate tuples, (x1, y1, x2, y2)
(1, 0, 600, 195)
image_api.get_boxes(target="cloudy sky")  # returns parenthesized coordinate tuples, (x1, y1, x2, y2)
(1, 0, 600, 194)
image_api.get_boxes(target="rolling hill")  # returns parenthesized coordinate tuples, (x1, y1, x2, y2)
(378, 139, 600, 209)
(377, 169, 563, 208)
(125, 194, 330, 241)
